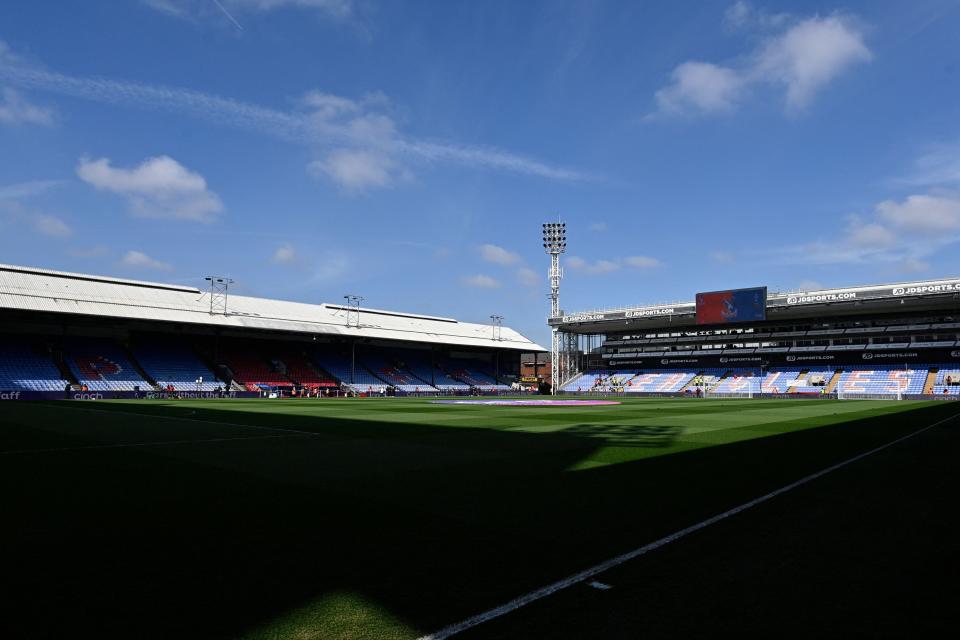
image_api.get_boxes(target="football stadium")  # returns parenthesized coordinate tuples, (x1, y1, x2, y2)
(2, 254, 959, 639)
(4, 3, 960, 638)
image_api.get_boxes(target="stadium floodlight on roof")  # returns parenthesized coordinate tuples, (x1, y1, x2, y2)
(204, 276, 234, 315)
(343, 294, 364, 328)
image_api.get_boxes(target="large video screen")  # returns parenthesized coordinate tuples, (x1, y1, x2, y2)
(696, 287, 767, 325)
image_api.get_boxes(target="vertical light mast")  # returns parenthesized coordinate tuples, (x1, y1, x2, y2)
(542, 222, 566, 394)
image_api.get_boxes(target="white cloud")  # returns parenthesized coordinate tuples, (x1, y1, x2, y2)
(902, 143, 960, 187)
(797, 279, 823, 291)
(480, 244, 521, 266)
(0, 41, 584, 188)
(461, 274, 500, 289)
(724, 1, 790, 31)
(77, 155, 224, 222)
(272, 243, 299, 264)
(588, 222, 607, 232)
(567, 256, 620, 275)
(876, 193, 960, 233)
(0, 179, 62, 201)
(0, 87, 54, 126)
(710, 250, 736, 264)
(0, 182, 71, 238)
(69, 245, 110, 258)
(121, 250, 173, 271)
(768, 192, 960, 267)
(624, 255, 662, 268)
(516, 267, 539, 286)
(308, 149, 398, 191)
(651, 10, 870, 117)
(654, 62, 745, 116)
(311, 252, 348, 281)
(32, 214, 72, 237)
(143, 0, 353, 21)
(899, 258, 929, 274)
(846, 218, 895, 248)
(568, 255, 662, 274)
(752, 15, 872, 112)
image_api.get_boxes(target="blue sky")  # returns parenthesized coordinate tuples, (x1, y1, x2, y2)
(1, 0, 959, 347)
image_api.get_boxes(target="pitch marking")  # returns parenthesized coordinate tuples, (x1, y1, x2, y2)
(417, 411, 958, 640)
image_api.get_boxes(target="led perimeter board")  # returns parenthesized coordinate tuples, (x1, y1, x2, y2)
(696, 286, 767, 325)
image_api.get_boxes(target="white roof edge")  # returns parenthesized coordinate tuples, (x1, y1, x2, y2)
(0, 263, 547, 352)
(321, 303, 457, 323)
(0, 262, 201, 294)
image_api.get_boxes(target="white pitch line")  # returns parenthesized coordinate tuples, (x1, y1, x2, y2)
(417, 411, 958, 640)
(0, 433, 312, 456)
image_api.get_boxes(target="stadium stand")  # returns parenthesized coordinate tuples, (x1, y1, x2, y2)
(0, 343, 69, 391)
(264, 349, 337, 389)
(65, 340, 152, 391)
(710, 369, 763, 394)
(360, 353, 436, 392)
(933, 368, 960, 395)
(396, 353, 448, 389)
(310, 351, 389, 393)
(133, 343, 221, 391)
(835, 366, 926, 396)
(626, 371, 695, 393)
(219, 349, 292, 392)
(443, 358, 510, 390)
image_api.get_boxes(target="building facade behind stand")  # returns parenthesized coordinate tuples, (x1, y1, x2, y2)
(550, 279, 960, 397)
(0, 264, 545, 399)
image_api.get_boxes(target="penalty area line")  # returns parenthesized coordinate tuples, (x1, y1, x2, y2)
(417, 411, 958, 640)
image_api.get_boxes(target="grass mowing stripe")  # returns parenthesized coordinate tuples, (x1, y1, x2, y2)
(0, 433, 313, 456)
(416, 410, 958, 640)
(38, 404, 325, 437)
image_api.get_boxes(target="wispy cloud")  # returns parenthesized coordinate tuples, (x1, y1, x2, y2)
(516, 267, 539, 287)
(566, 256, 620, 275)
(77, 155, 224, 222)
(0, 179, 72, 237)
(272, 243, 299, 265)
(69, 245, 110, 259)
(0, 179, 63, 201)
(650, 6, 870, 118)
(588, 222, 607, 232)
(764, 192, 960, 273)
(32, 214, 72, 237)
(120, 250, 173, 271)
(900, 141, 960, 187)
(144, 0, 353, 24)
(624, 255, 661, 268)
(479, 243, 521, 266)
(0, 40, 584, 189)
(567, 254, 663, 275)
(461, 274, 500, 289)
(0, 87, 54, 126)
(710, 250, 736, 264)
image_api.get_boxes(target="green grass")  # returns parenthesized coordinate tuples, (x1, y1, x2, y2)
(1, 397, 957, 638)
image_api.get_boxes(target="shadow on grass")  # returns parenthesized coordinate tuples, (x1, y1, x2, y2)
(560, 423, 682, 448)
(0, 400, 957, 639)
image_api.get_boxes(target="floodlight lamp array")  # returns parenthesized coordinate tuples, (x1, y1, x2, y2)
(542, 222, 567, 253)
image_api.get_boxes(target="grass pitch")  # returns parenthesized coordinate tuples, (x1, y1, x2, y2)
(1, 397, 958, 638)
